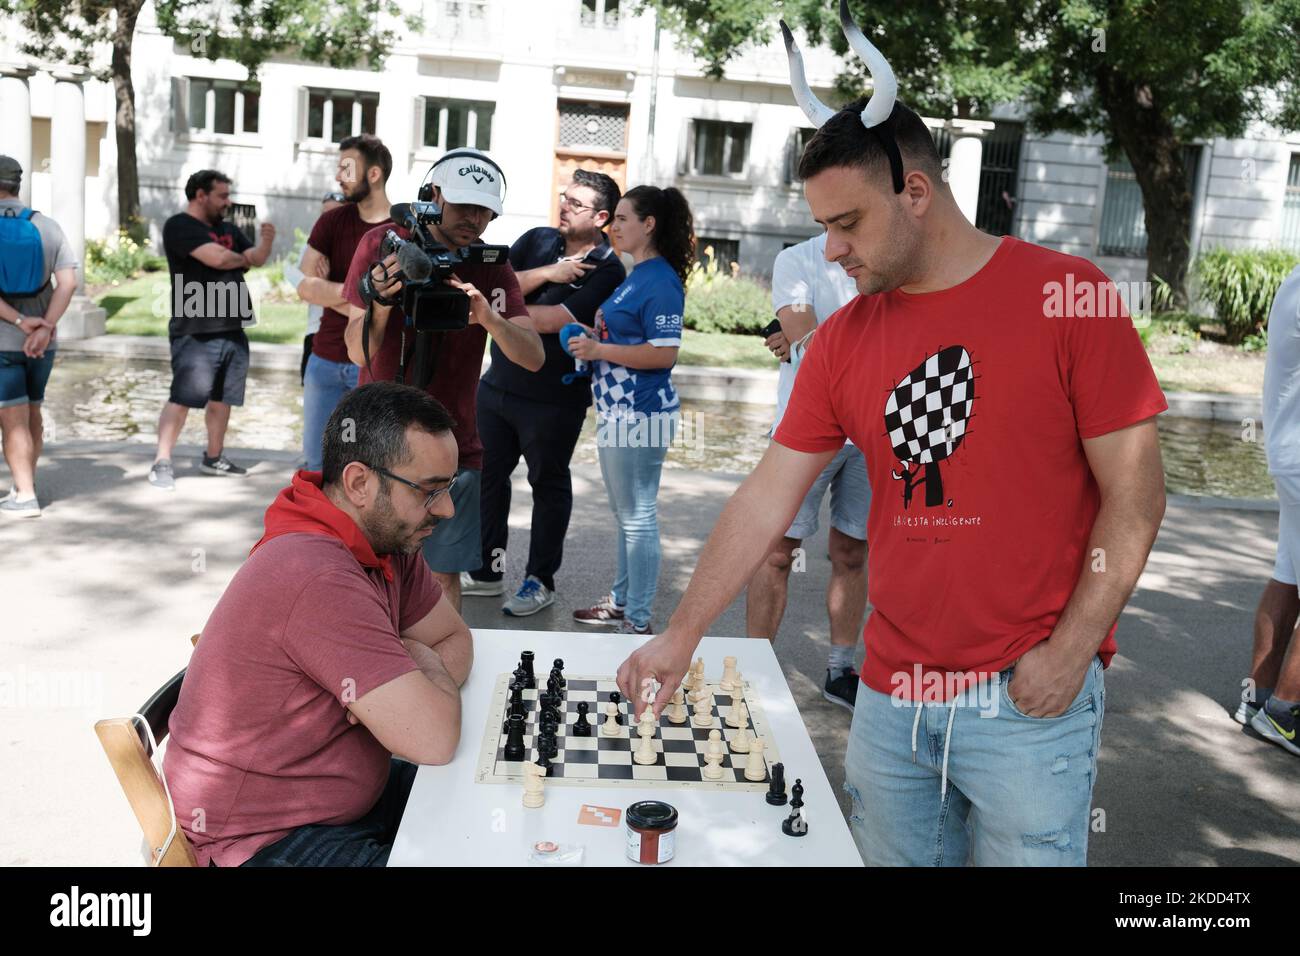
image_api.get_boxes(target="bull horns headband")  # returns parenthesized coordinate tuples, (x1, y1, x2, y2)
(781, 0, 904, 193)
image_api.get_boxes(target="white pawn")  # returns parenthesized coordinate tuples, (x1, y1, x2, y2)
(636, 707, 656, 738)
(702, 730, 725, 779)
(730, 724, 752, 754)
(719, 656, 739, 693)
(522, 761, 546, 808)
(725, 698, 749, 730)
(634, 723, 657, 765)
(601, 700, 620, 736)
(667, 689, 688, 724)
(744, 737, 767, 782)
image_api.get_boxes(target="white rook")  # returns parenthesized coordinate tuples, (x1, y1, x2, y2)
(0, 63, 35, 206)
(946, 119, 995, 227)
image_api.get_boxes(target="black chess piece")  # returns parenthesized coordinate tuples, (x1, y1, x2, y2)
(573, 701, 592, 736)
(537, 750, 555, 777)
(520, 650, 537, 689)
(610, 691, 624, 725)
(781, 779, 807, 837)
(547, 676, 561, 699)
(503, 713, 526, 761)
(766, 762, 789, 806)
(552, 659, 566, 688)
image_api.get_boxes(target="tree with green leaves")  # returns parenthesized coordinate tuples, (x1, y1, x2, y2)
(1, 0, 415, 241)
(638, 0, 1300, 309)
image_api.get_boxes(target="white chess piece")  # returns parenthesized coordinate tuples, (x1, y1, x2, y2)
(725, 698, 749, 730)
(522, 761, 546, 808)
(702, 730, 725, 780)
(601, 700, 620, 736)
(667, 689, 688, 724)
(692, 690, 714, 728)
(744, 737, 767, 782)
(689, 680, 710, 706)
(634, 722, 657, 765)
(719, 656, 739, 693)
(685, 657, 704, 692)
(730, 724, 752, 754)
(636, 707, 655, 738)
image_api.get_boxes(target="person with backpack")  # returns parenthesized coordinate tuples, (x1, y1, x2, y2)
(0, 155, 78, 518)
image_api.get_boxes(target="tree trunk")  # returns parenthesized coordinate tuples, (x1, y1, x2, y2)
(112, 0, 145, 242)
(1094, 70, 1193, 311)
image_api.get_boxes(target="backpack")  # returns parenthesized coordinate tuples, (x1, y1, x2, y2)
(0, 207, 49, 298)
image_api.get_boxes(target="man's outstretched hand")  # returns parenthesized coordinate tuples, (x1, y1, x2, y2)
(616, 629, 697, 719)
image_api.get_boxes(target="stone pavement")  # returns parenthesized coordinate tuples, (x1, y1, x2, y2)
(2, 440, 1297, 866)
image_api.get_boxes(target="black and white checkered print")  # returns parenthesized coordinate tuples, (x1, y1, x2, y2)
(488, 677, 769, 786)
(883, 346, 974, 464)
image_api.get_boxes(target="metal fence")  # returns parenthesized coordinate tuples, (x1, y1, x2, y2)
(929, 122, 1023, 236)
(1098, 146, 1201, 259)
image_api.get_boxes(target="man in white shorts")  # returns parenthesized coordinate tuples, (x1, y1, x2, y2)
(1242, 264, 1300, 756)
(745, 232, 869, 709)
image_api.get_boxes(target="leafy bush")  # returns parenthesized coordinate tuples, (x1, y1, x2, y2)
(86, 229, 165, 285)
(1193, 247, 1300, 346)
(683, 246, 771, 334)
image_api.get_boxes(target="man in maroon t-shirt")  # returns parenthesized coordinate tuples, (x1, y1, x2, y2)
(164, 381, 473, 867)
(296, 134, 394, 472)
(344, 148, 543, 611)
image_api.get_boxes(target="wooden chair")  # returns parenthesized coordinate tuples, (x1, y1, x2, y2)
(93, 634, 202, 866)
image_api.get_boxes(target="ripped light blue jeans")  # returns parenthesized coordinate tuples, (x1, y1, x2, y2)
(843, 656, 1105, 866)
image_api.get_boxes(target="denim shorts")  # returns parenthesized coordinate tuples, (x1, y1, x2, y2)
(787, 442, 871, 541)
(421, 467, 482, 574)
(843, 655, 1105, 866)
(0, 350, 56, 408)
(169, 331, 249, 408)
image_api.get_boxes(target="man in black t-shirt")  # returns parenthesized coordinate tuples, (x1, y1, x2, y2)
(465, 169, 626, 616)
(148, 169, 275, 491)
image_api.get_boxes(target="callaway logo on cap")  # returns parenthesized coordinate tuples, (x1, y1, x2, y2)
(429, 148, 506, 216)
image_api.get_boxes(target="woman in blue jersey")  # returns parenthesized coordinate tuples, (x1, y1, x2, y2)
(569, 185, 695, 635)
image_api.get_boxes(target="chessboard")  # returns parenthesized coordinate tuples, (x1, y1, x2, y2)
(475, 672, 781, 792)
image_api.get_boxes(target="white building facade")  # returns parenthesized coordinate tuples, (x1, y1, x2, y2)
(3, 0, 1299, 291)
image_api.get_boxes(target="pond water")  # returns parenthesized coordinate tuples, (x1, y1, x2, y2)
(36, 354, 1274, 499)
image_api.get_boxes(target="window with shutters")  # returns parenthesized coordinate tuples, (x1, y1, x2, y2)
(422, 98, 495, 151)
(689, 120, 751, 178)
(1282, 154, 1300, 253)
(175, 79, 259, 137)
(1097, 146, 1201, 258)
(785, 127, 816, 183)
(580, 0, 620, 28)
(304, 89, 379, 143)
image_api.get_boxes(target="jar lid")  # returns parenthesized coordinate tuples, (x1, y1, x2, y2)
(626, 800, 678, 830)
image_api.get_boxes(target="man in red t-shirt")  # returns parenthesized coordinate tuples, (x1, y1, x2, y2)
(296, 134, 394, 472)
(615, 98, 1167, 866)
(163, 382, 473, 866)
(343, 148, 543, 611)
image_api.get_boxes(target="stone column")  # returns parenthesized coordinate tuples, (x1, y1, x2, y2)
(0, 63, 35, 206)
(946, 119, 995, 227)
(49, 66, 106, 339)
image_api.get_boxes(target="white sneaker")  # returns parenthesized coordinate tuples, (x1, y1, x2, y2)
(0, 494, 41, 518)
(502, 576, 555, 617)
(460, 571, 506, 597)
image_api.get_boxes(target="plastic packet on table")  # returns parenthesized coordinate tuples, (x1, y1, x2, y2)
(527, 841, 584, 866)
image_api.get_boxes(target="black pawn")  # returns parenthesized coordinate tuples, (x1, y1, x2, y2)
(503, 714, 526, 761)
(781, 779, 807, 837)
(610, 691, 624, 725)
(766, 762, 788, 806)
(520, 650, 537, 689)
(573, 701, 592, 736)
(552, 659, 566, 687)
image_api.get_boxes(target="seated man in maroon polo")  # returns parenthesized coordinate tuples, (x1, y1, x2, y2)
(163, 381, 473, 867)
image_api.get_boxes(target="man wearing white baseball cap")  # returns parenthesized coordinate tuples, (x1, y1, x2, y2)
(342, 148, 544, 611)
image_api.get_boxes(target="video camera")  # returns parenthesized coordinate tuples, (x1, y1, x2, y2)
(359, 200, 510, 333)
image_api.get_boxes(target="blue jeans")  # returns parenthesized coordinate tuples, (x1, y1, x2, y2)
(596, 413, 676, 628)
(843, 655, 1105, 866)
(302, 353, 359, 471)
(239, 759, 417, 867)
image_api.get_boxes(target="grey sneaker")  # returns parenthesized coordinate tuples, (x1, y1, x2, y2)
(148, 459, 176, 491)
(615, 618, 652, 636)
(502, 576, 555, 617)
(460, 571, 506, 597)
(201, 452, 248, 477)
(1250, 700, 1300, 757)
(0, 495, 40, 518)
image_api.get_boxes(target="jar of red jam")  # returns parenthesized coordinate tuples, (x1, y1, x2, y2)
(625, 800, 678, 865)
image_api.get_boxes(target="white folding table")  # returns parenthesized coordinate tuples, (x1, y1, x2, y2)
(389, 628, 863, 867)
